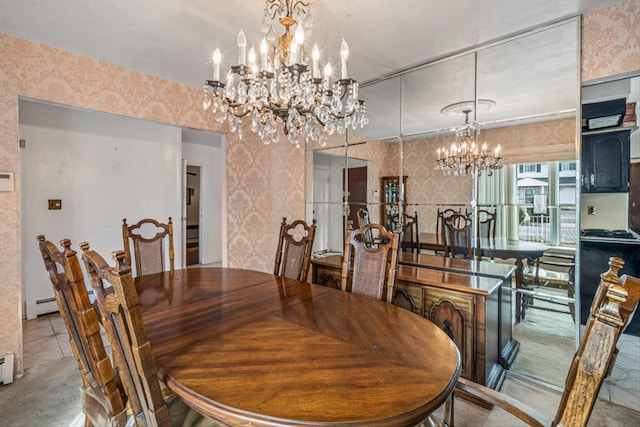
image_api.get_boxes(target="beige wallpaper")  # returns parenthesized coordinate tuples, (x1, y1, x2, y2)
(582, 0, 640, 81)
(1, 0, 638, 377)
(0, 33, 304, 372)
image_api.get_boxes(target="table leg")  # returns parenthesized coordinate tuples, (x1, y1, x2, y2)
(514, 257, 524, 323)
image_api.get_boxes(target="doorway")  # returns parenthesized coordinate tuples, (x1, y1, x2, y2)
(346, 166, 368, 229)
(185, 165, 201, 266)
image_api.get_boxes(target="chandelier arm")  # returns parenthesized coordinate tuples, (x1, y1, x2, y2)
(265, 0, 283, 21)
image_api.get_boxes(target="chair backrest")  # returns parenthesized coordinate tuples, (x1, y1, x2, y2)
(477, 208, 497, 240)
(436, 207, 461, 241)
(274, 217, 317, 281)
(554, 257, 640, 426)
(444, 213, 473, 259)
(357, 208, 370, 229)
(36, 236, 126, 425)
(401, 211, 420, 254)
(122, 217, 174, 276)
(341, 224, 399, 302)
(81, 243, 173, 427)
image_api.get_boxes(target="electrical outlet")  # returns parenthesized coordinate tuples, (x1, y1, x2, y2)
(587, 205, 596, 215)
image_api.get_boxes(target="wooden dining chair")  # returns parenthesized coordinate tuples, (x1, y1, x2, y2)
(81, 243, 214, 427)
(356, 208, 370, 229)
(274, 217, 317, 282)
(36, 236, 126, 426)
(435, 207, 461, 255)
(476, 208, 497, 241)
(521, 249, 576, 320)
(122, 217, 175, 277)
(401, 211, 420, 254)
(341, 223, 399, 302)
(443, 213, 473, 259)
(455, 257, 640, 427)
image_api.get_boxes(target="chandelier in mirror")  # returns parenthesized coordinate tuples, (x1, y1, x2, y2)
(203, 0, 368, 147)
(434, 109, 503, 176)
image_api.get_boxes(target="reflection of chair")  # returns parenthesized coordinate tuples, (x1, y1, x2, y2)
(477, 208, 497, 240)
(357, 208, 370, 229)
(37, 236, 126, 426)
(341, 224, 399, 302)
(444, 213, 473, 259)
(401, 211, 420, 254)
(435, 207, 461, 255)
(122, 217, 174, 276)
(521, 249, 576, 320)
(274, 217, 317, 282)
(455, 258, 639, 427)
(82, 244, 212, 426)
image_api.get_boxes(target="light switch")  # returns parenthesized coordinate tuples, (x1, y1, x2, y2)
(48, 199, 62, 210)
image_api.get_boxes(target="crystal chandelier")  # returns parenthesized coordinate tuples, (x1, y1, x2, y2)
(434, 110, 503, 176)
(202, 0, 368, 147)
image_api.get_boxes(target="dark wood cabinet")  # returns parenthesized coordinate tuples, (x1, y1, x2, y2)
(581, 130, 630, 193)
(579, 238, 640, 336)
(380, 175, 407, 232)
(630, 162, 640, 234)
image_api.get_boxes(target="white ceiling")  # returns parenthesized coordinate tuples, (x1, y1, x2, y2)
(0, 0, 629, 139)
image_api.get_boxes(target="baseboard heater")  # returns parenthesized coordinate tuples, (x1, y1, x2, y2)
(0, 352, 14, 385)
(25, 296, 58, 320)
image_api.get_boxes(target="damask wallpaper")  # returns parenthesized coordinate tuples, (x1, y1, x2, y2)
(1, 0, 639, 376)
(582, 0, 640, 82)
(0, 33, 304, 372)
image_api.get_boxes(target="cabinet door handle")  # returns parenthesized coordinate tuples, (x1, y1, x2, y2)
(580, 175, 584, 187)
(590, 174, 595, 186)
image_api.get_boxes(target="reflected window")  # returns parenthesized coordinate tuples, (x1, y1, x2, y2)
(516, 161, 576, 246)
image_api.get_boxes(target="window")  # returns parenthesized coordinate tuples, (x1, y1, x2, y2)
(516, 161, 576, 246)
(559, 162, 576, 172)
(518, 164, 542, 173)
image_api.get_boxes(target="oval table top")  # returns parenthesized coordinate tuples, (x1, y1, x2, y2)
(135, 267, 461, 427)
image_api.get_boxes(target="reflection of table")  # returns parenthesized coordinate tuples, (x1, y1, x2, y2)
(419, 233, 548, 322)
(311, 255, 515, 391)
(136, 268, 461, 426)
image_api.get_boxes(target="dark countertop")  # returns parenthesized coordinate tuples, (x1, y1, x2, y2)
(580, 236, 640, 245)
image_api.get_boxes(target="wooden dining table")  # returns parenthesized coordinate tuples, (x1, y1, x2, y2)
(419, 232, 548, 321)
(135, 267, 461, 427)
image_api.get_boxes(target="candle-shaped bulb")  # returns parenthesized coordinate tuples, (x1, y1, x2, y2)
(260, 38, 268, 71)
(324, 62, 332, 86)
(437, 148, 441, 160)
(290, 43, 298, 66)
(248, 46, 256, 68)
(237, 30, 247, 65)
(495, 145, 502, 157)
(482, 143, 487, 153)
(213, 48, 221, 81)
(340, 39, 349, 79)
(294, 25, 305, 46)
(312, 44, 320, 79)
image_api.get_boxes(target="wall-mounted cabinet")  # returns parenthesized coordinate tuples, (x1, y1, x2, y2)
(581, 129, 630, 193)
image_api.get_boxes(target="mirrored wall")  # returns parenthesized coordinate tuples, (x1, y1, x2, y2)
(305, 18, 580, 387)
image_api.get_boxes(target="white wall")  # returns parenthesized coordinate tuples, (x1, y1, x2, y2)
(20, 100, 183, 318)
(182, 130, 225, 265)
